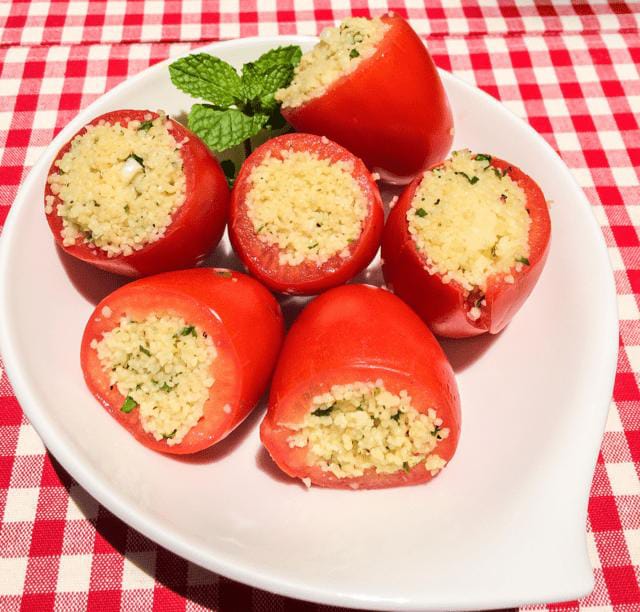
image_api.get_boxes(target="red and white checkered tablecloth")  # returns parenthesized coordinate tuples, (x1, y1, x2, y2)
(1, 1, 638, 610)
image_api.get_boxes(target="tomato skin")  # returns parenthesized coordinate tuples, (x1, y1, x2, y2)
(81, 268, 284, 454)
(382, 157, 551, 338)
(229, 133, 384, 295)
(45, 110, 229, 277)
(281, 14, 453, 183)
(260, 284, 460, 489)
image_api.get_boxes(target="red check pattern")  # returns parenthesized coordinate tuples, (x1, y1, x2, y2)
(1, 1, 639, 610)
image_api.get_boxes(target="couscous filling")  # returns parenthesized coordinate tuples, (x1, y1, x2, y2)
(93, 313, 216, 446)
(47, 114, 186, 257)
(407, 150, 531, 295)
(276, 17, 390, 109)
(246, 150, 367, 266)
(286, 380, 449, 478)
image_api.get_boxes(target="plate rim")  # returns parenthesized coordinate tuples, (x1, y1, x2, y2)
(0, 34, 619, 611)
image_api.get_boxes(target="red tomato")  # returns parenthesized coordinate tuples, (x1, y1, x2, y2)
(382, 157, 551, 338)
(45, 110, 229, 277)
(281, 14, 453, 184)
(81, 268, 284, 454)
(260, 284, 461, 489)
(229, 133, 384, 295)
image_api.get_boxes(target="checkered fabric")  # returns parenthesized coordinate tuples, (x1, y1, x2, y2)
(1, 1, 639, 610)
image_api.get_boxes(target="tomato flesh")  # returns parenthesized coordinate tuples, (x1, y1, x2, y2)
(81, 268, 284, 454)
(229, 133, 384, 295)
(281, 14, 453, 183)
(260, 284, 461, 489)
(46, 110, 229, 277)
(382, 156, 551, 338)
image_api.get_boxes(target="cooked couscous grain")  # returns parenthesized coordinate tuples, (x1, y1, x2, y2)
(95, 314, 216, 445)
(286, 380, 448, 478)
(47, 114, 186, 257)
(407, 149, 531, 292)
(276, 17, 390, 109)
(246, 150, 367, 266)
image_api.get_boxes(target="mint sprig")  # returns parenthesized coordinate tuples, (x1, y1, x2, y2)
(169, 45, 302, 176)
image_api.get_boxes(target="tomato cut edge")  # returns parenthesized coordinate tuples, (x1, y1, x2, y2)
(261, 364, 461, 489)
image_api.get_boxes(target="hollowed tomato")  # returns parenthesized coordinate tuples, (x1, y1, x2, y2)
(281, 14, 453, 184)
(81, 268, 284, 454)
(382, 156, 551, 338)
(45, 110, 229, 277)
(261, 284, 460, 488)
(229, 133, 384, 295)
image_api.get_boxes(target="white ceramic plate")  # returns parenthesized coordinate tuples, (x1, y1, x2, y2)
(0, 36, 618, 611)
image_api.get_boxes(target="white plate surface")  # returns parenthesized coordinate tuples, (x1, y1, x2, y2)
(0, 36, 618, 611)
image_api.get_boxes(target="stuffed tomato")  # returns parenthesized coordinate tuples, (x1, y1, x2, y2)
(382, 150, 551, 338)
(229, 133, 383, 295)
(275, 14, 453, 183)
(45, 109, 229, 277)
(260, 284, 460, 489)
(81, 268, 284, 454)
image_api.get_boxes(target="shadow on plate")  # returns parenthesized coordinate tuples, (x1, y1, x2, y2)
(351, 261, 384, 286)
(58, 234, 245, 307)
(57, 244, 127, 306)
(202, 235, 245, 271)
(170, 402, 264, 465)
(255, 445, 307, 489)
(439, 330, 502, 373)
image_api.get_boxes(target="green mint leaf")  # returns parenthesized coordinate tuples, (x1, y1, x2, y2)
(349, 48, 360, 59)
(220, 160, 236, 188)
(242, 63, 294, 112)
(138, 120, 153, 132)
(139, 345, 151, 356)
(251, 45, 302, 72)
(516, 256, 530, 265)
(402, 461, 410, 473)
(240, 62, 265, 102)
(180, 325, 197, 337)
(415, 208, 428, 218)
(169, 54, 242, 107)
(240, 46, 300, 112)
(475, 153, 492, 162)
(162, 429, 177, 440)
(161, 382, 173, 392)
(188, 105, 268, 152)
(258, 64, 295, 111)
(121, 396, 138, 413)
